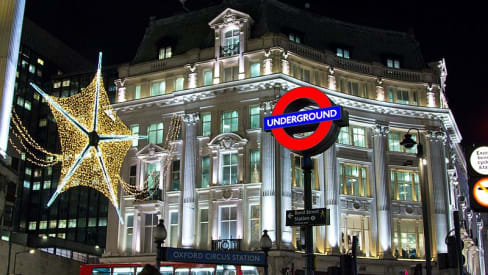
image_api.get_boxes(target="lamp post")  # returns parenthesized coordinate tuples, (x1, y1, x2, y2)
(13, 249, 35, 274)
(260, 230, 272, 275)
(153, 219, 167, 272)
(400, 129, 432, 275)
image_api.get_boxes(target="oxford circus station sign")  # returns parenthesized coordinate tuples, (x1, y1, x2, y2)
(264, 87, 348, 156)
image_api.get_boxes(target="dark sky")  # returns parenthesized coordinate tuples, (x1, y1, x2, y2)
(24, 0, 488, 146)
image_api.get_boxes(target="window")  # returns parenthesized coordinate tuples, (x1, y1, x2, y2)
(68, 219, 77, 228)
(203, 70, 213, 86)
(337, 126, 367, 147)
(43, 180, 51, 189)
(391, 89, 410, 105)
(134, 85, 141, 99)
(16, 96, 24, 107)
(346, 81, 362, 97)
(391, 170, 420, 201)
(33, 182, 41, 190)
(249, 150, 260, 183)
(28, 221, 37, 230)
(169, 211, 179, 247)
(126, 215, 134, 252)
(340, 215, 370, 256)
(159, 46, 172, 60)
(223, 66, 238, 82)
(288, 33, 301, 44)
(249, 205, 260, 245)
(219, 206, 237, 239)
(29, 64, 35, 74)
(175, 77, 184, 91)
(39, 220, 47, 229)
(148, 123, 164, 144)
(223, 30, 240, 56)
(53, 81, 61, 89)
(199, 209, 209, 249)
(58, 219, 67, 228)
(129, 165, 137, 186)
(201, 113, 211, 136)
(62, 80, 70, 87)
(221, 110, 238, 133)
(98, 217, 107, 226)
(337, 48, 350, 59)
(151, 80, 166, 96)
(388, 131, 417, 154)
(37, 58, 44, 65)
(144, 213, 158, 253)
(393, 219, 424, 259)
(171, 160, 180, 191)
(221, 152, 238, 185)
(201, 156, 210, 188)
(291, 64, 310, 83)
(130, 124, 139, 146)
(146, 162, 160, 190)
(250, 62, 260, 77)
(249, 105, 260, 129)
(340, 163, 370, 197)
(39, 119, 47, 127)
(387, 58, 400, 69)
(292, 156, 303, 188)
(88, 218, 97, 227)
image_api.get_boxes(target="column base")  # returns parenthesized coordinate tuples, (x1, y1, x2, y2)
(378, 250, 395, 259)
(325, 247, 341, 255)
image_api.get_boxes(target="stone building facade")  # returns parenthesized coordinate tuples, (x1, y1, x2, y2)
(103, 1, 484, 274)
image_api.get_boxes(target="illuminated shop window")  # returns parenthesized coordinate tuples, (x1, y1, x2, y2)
(151, 80, 166, 96)
(201, 113, 211, 136)
(249, 105, 260, 129)
(201, 156, 210, 188)
(388, 131, 417, 154)
(337, 126, 367, 148)
(249, 150, 260, 183)
(147, 123, 163, 144)
(28, 221, 37, 230)
(340, 215, 370, 256)
(159, 46, 172, 60)
(391, 169, 420, 201)
(337, 48, 350, 59)
(221, 110, 238, 133)
(221, 152, 238, 185)
(219, 206, 237, 239)
(393, 219, 424, 259)
(340, 163, 370, 197)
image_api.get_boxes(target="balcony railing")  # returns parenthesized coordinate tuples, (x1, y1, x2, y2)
(221, 43, 240, 57)
(135, 188, 162, 201)
(212, 238, 242, 251)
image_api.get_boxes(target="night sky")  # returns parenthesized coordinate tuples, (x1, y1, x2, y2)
(24, 0, 488, 146)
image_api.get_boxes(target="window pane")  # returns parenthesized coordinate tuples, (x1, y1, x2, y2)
(250, 63, 260, 77)
(201, 156, 210, 188)
(249, 105, 260, 129)
(204, 71, 213, 86)
(135, 85, 141, 99)
(175, 77, 184, 91)
(202, 113, 211, 136)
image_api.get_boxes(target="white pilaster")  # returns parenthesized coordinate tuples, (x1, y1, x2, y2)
(238, 23, 246, 80)
(115, 79, 126, 103)
(280, 145, 292, 247)
(426, 84, 436, 108)
(375, 78, 385, 101)
(281, 51, 289, 75)
(261, 101, 276, 242)
(315, 153, 326, 253)
(181, 113, 199, 248)
(263, 49, 272, 75)
(187, 65, 197, 89)
(328, 67, 336, 91)
(325, 145, 340, 254)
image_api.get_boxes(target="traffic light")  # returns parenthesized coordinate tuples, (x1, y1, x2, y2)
(467, 145, 488, 212)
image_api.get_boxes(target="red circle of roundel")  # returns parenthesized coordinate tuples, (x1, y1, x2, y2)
(271, 87, 333, 152)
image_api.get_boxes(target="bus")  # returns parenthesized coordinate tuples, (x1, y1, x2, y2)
(80, 262, 260, 275)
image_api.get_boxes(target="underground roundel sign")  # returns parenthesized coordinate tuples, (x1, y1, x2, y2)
(264, 87, 348, 156)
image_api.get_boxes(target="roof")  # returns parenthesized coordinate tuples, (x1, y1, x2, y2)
(133, 0, 426, 69)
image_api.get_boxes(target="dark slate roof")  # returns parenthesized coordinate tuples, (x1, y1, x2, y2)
(133, 0, 426, 69)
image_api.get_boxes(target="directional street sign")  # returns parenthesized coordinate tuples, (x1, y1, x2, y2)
(286, 208, 330, 226)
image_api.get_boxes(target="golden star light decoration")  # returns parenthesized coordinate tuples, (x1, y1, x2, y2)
(30, 53, 143, 223)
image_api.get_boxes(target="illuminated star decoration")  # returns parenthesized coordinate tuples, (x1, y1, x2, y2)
(30, 53, 144, 223)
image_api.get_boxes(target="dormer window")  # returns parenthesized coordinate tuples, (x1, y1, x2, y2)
(222, 30, 240, 57)
(289, 33, 301, 44)
(387, 58, 400, 69)
(337, 48, 350, 59)
(158, 46, 172, 60)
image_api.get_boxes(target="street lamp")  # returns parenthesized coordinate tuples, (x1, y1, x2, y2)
(400, 129, 431, 275)
(260, 229, 272, 275)
(13, 249, 35, 274)
(153, 219, 167, 272)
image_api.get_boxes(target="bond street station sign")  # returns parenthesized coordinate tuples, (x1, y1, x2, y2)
(163, 247, 266, 266)
(286, 208, 330, 226)
(264, 86, 348, 156)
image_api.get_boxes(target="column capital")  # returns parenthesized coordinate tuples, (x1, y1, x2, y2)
(372, 124, 389, 137)
(183, 113, 200, 125)
(426, 130, 446, 143)
(261, 100, 277, 115)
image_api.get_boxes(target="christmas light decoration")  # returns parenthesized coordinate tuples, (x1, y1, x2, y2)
(29, 53, 144, 223)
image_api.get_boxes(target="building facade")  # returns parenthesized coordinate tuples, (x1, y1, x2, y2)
(104, 1, 484, 274)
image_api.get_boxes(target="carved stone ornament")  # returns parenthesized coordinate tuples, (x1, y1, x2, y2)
(208, 133, 248, 150)
(223, 189, 233, 200)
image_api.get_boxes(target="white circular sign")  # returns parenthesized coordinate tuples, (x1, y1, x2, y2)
(470, 146, 488, 175)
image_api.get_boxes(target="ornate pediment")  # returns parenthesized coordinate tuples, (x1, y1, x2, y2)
(208, 133, 248, 150)
(136, 143, 167, 162)
(208, 8, 253, 29)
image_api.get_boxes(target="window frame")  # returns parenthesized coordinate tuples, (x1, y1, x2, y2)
(159, 46, 172, 60)
(201, 112, 212, 136)
(220, 151, 239, 185)
(147, 122, 164, 144)
(219, 205, 238, 239)
(390, 169, 420, 202)
(221, 110, 239, 133)
(339, 163, 370, 197)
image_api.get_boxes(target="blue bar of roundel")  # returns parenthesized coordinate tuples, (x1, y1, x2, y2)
(263, 106, 341, 130)
(165, 247, 267, 266)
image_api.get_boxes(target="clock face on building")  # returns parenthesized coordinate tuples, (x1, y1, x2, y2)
(473, 177, 488, 207)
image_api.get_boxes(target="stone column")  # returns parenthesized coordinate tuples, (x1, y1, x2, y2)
(115, 79, 126, 103)
(238, 22, 246, 80)
(375, 78, 385, 101)
(280, 145, 292, 247)
(261, 101, 276, 242)
(325, 145, 340, 254)
(263, 49, 273, 75)
(427, 131, 448, 253)
(181, 113, 199, 248)
(281, 51, 289, 75)
(426, 84, 436, 108)
(372, 124, 392, 258)
(328, 67, 336, 91)
(187, 65, 197, 89)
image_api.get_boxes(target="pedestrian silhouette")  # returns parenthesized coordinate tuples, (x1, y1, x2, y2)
(137, 264, 160, 275)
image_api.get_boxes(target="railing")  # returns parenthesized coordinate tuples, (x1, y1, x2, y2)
(221, 43, 240, 57)
(383, 67, 422, 82)
(212, 239, 242, 251)
(135, 188, 162, 201)
(333, 56, 371, 75)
